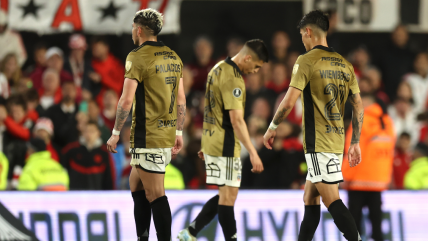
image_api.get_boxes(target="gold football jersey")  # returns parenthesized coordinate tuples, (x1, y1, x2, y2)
(124, 41, 183, 149)
(289, 46, 360, 154)
(201, 57, 245, 158)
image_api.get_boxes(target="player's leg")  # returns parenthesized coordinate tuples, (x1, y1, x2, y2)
(129, 167, 151, 241)
(218, 185, 239, 241)
(298, 180, 321, 241)
(315, 182, 360, 241)
(367, 191, 384, 241)
(186, 194, 219, 237)
(347, 190, 365, 234)
(137, 168, 171, 241)
(312, 152, 361, 241)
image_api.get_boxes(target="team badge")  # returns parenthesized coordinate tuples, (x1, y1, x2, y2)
(233, 88, 242, 98)
(125, 61, 132, 73)
(292, 64, 299, 75)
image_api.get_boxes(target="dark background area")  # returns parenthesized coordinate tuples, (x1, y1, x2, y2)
(18, 0, 428, 70)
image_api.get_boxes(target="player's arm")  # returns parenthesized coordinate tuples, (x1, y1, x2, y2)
(230, 109, 263, 173)
(107, 78, 138, 153)
(172, 78, 186, 155)
(347, 93, 364, 167)
(263, 87, 301, 149)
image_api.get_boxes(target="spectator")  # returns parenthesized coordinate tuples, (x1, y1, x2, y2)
(388, 82, 420, 145)
(114, 122, 132, 189)
(286, 51, 300, 79)
(251, 97, 271, 121)
(44, 81, 79, 149)
(0, 69, 8, 99)
(274, 92, 302, 125)
(87, 99, 110, 143)
(0, 53, 22, 92)
(91, 36, 124, 107)
(351, 46, 371, 79)
(0, 99, 26, 189)
(24, 42, 47, 75)
(39, 68, 62, 112)
(271, 31, 290, 63)
(15, 77, 33, 94)
(265, 63, 289, 96)
(25, 88, 44, 118)
(64, 34, 97, 99)
(260, 61, 272, 85)
(404, 142, 428, 190)
(4, 95, 34, 141)
(326, 9, 342, 53)
(182, 66, 194, 97)
(365, 67, 389, 105)
(187, 36, 216, 92)
(377, 25, 414, 101)
(245, 72, 276, 119)
(343, 93, 395, 241)
(403, 52, 428, 113)
(30, 47, 73, 91)
(0, 10, 27, 67)
(0, 151, 8, 190)
(218, 37, 245, 61)
(61, 121, 116, 190)
(18, 138, 69, 191)
(392, 132, 412, 189)
(164, 164, 185, 190)
(101, 89, 118, 130)
(33, 118, 59, 162)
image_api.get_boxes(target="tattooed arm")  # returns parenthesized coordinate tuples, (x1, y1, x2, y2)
(347, 93, 364, 167)
(264, 87, 301, 149)
(107, 78, 138, 153)
(349, 93, 364, 144)
(173, 78, 186, 155)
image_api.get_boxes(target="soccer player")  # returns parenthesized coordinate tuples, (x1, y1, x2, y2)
(263, 10, 364, 241)
(106, 9, 186, 241)
(177, 40, 268, 241)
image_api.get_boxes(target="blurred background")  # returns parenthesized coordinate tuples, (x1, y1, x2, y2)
(0, 0, 428, 240)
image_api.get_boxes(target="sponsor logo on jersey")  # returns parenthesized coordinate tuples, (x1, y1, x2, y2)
(158, 119, 177, 128)
(325, 125, 345, 134)
(233, 88, 242, 98)
(125, 61, 132, 73)
(292, 64, 299, 75)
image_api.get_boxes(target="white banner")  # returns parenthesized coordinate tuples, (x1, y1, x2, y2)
(304, 0, 428, 32)
(0, 190, 427, 241)
(1, 0, 181, 35)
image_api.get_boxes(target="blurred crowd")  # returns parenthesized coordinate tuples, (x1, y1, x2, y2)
(0, 9, 428, 191)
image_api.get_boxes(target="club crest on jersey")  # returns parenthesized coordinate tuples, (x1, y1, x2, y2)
(293, 64, 299, 75)
(125, 61, 132, 73)
(233, 88, 242, 98)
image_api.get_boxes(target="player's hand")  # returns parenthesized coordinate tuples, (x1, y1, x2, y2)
(263, 129, 277, 150)
(198, 150, 205, 160)
(250, 152, 264, 173)
(347, 143, 362, 167)
(172, 135, 183, 156)
(107, 135, 120, 153)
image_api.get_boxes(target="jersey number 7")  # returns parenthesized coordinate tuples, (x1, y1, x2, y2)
(166, 77, 177, 113)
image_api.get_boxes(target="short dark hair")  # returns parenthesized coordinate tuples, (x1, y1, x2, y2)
(399, 132, 411, 140)
(245, 39, 269, 63)
(7, 95, 27, 111)
(91, 36, 109, 46)
(297, 10, 329, 32)
(26, 89, 40, 102)
(86, 120, 100, 130)
(133, 9, 163, 36)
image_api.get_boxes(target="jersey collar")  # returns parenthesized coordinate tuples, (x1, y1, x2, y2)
(312, 45, 335, 52)
(225, 57, 243, 76)
(141, 41, 165, 47)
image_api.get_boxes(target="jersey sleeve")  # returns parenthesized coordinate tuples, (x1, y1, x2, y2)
(289, 55, 312, 91)
(124, 52, 145, 83)
(349, 67, 360, 96)
(220, 75, 245, 110)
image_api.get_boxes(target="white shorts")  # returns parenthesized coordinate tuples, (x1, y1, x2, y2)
(130, 148, 172, 174)
(204, 154, 242, 187)
(305, 152, 344, 184)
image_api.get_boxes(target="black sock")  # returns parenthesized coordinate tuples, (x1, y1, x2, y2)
(188, 195, 219, 236)
(132, 191, 151, 241)
(151, 196, 172, 241)
(298, 205, 321, 241)
(328, 199, 361, 241)
(218, 205, 237, 241)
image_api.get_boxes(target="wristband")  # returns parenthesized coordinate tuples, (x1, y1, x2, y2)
(176, 130, 183, 136)
(112, 129, 120, 136)
(268, 122, 278, 130)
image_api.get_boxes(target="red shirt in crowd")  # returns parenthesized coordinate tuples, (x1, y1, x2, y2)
(187, 60, 216, 92)
(92, 54, 124, 108)
(4, 113, 36, 141)
(29, 66, 73, 90)
(392, 147, 412, 189)
(265, 79, 290, 94)
(38, 88, 62, 105)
